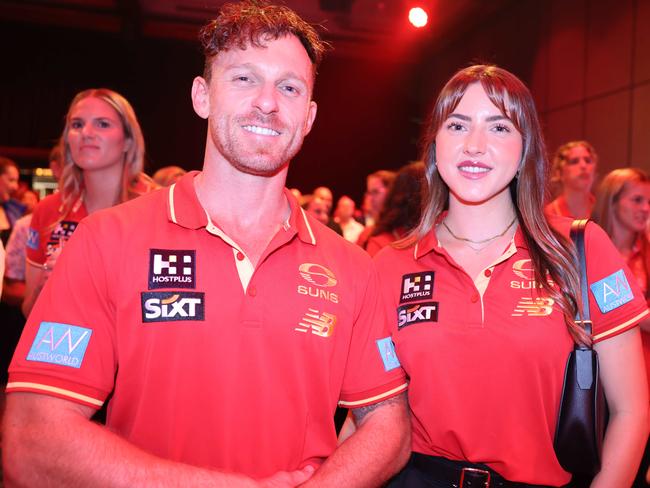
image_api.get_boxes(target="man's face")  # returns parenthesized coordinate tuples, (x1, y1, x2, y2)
(307, 197, 330, 225)
(335, 197, 355, 220)
(366, 176, 389, 217)
(192, 35, 317, 177)
(0, 165, 19, 202)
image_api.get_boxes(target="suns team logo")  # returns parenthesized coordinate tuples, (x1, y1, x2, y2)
(297, 263, 339, 303)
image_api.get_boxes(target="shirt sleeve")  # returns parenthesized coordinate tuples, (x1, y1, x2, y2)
(7, 220, 117, 408)
(585, 222, 650, 342)
(25, 201, 47, 266)
(338, 261, 407, 408)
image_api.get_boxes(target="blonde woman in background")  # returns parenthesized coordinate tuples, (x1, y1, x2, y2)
(545, 140, 597, 219)
(22, 88, 156, 316)
(592, 167, 650, 487)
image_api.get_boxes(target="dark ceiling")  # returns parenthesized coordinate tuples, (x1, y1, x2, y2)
(1, 0, 508, 61)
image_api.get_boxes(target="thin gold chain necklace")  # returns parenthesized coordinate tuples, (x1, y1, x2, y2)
(442, 216, 517, 248)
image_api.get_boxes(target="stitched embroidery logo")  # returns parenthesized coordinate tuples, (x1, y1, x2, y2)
(400, 272, 435, 303)
(511, 297, 555, 317)
(397, 301, 439, 329)
(590, 269, 633, 313)
(27, 322, 92, 368)
(376, 337, 401, 371)
(141, 291, 205, 322)
(148, 249, 196, 289)
(295, 308, 337, 337)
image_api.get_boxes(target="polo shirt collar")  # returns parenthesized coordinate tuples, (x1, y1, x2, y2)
(413, 216, 528, 260)
(166, 170, 317, 246)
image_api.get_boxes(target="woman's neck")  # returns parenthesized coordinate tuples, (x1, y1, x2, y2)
(562, 188, 593, 218)
(444, 190, 517, 242)
(611, 221, 638, 258)
(82, 164, 124, 214)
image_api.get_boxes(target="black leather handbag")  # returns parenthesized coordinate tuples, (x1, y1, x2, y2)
(554, 219, 608, 476)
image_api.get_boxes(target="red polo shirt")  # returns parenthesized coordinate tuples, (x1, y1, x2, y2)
(26, 192, 88, 266)
(374, 217, 648, 486)
(8, 171, 407, 478)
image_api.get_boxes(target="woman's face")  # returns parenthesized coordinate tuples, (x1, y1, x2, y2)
(67, 97, 130, 172)
(614, 181, 650, 235)
(560, 145, 596, 193)
(435, 83, 523, 206)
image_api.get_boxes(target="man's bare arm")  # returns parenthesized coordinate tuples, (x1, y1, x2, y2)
(2, 392, 313, 488)
(301, 392, 410, 488)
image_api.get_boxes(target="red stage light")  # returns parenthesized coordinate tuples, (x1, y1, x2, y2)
(408, 7, 428, 28)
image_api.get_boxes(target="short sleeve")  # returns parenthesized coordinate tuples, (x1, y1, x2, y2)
(7, 221, 117, 408)
(585, 223, 650, 342)
(25, 200, 48, 266)
(338, 263, 407, 408)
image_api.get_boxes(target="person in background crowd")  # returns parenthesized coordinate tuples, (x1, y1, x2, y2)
(591, 167, 650, 488)
(366, 161, 425, 257)
(0, 157, 26, 245)
(16, 187, 39, 214)
(289, 187, 302, 202)
(313, 186, 333, 213)
(3, 2, 409, 486)
(21, 88, 155, 317)
(357, 169, 396, 248)
(334, 195, 364, 243)
(376, 65, 648, 487)
(153, 165, 187, 187)
(545, 140, 597, 219)
(302, 194, 343, 235)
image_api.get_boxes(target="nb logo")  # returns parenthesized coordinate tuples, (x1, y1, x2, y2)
(295, 308, 337, 337)
(511, 297, 555, 317)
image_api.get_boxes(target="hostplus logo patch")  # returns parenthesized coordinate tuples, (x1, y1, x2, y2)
(400, 272, 434, 303)
(149, 249, 196, 289)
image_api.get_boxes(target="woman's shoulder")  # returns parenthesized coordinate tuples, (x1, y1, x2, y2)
(30, 192, 64, 225)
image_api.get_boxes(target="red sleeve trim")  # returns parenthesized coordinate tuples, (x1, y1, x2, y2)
(6, 381, 104, 408)
(593, 309, 649, 343)
(338, 381, 408, 408)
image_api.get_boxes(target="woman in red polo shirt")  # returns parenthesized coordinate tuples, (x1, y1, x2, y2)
(544, 140, 598, 219)
(22, 88, 156, 316)
(592, 167, 650, 486)
(377, 65, 649, 487)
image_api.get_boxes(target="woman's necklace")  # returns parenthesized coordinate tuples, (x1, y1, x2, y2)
(442, 216, 517, 253)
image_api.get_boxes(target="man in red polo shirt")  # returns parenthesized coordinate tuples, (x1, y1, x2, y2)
(3, 2, 409, 486)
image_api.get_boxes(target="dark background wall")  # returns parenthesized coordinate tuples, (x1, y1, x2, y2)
(1, 0, 648, 204)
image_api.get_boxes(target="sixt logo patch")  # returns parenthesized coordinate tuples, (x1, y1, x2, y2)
(400, 272, 434, 303)
(148, 249, 196, 289)
(512, 297, 555, 317)
(26, 228, 40, 250)
(376, 337, 401, 371)
(295, 308, 337, 337)
(397, 301, 438, 330)
(26, 322, 92, 368)
(298, 263, 337, 287)
(141, 291, 205, 322)
(590, 269, 633, 313)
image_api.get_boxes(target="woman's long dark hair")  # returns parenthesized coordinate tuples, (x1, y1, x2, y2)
(401, 64, 588, 344)
(372, 161, 426, 237)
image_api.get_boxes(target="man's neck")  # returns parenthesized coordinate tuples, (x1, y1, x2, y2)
(194, 158, 290, 267)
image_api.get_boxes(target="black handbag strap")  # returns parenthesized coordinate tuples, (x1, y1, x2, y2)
(570, 219, 591, 340)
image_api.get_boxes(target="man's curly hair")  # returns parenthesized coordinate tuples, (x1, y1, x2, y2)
(199, 1, 328, 81)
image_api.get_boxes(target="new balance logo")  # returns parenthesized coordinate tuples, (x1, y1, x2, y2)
(511, 297, 555, 317)
(295, 308, 337, 337)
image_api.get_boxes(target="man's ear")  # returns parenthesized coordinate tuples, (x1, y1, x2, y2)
(303, 100, 317, 137)
(191, 76, 210, 120)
